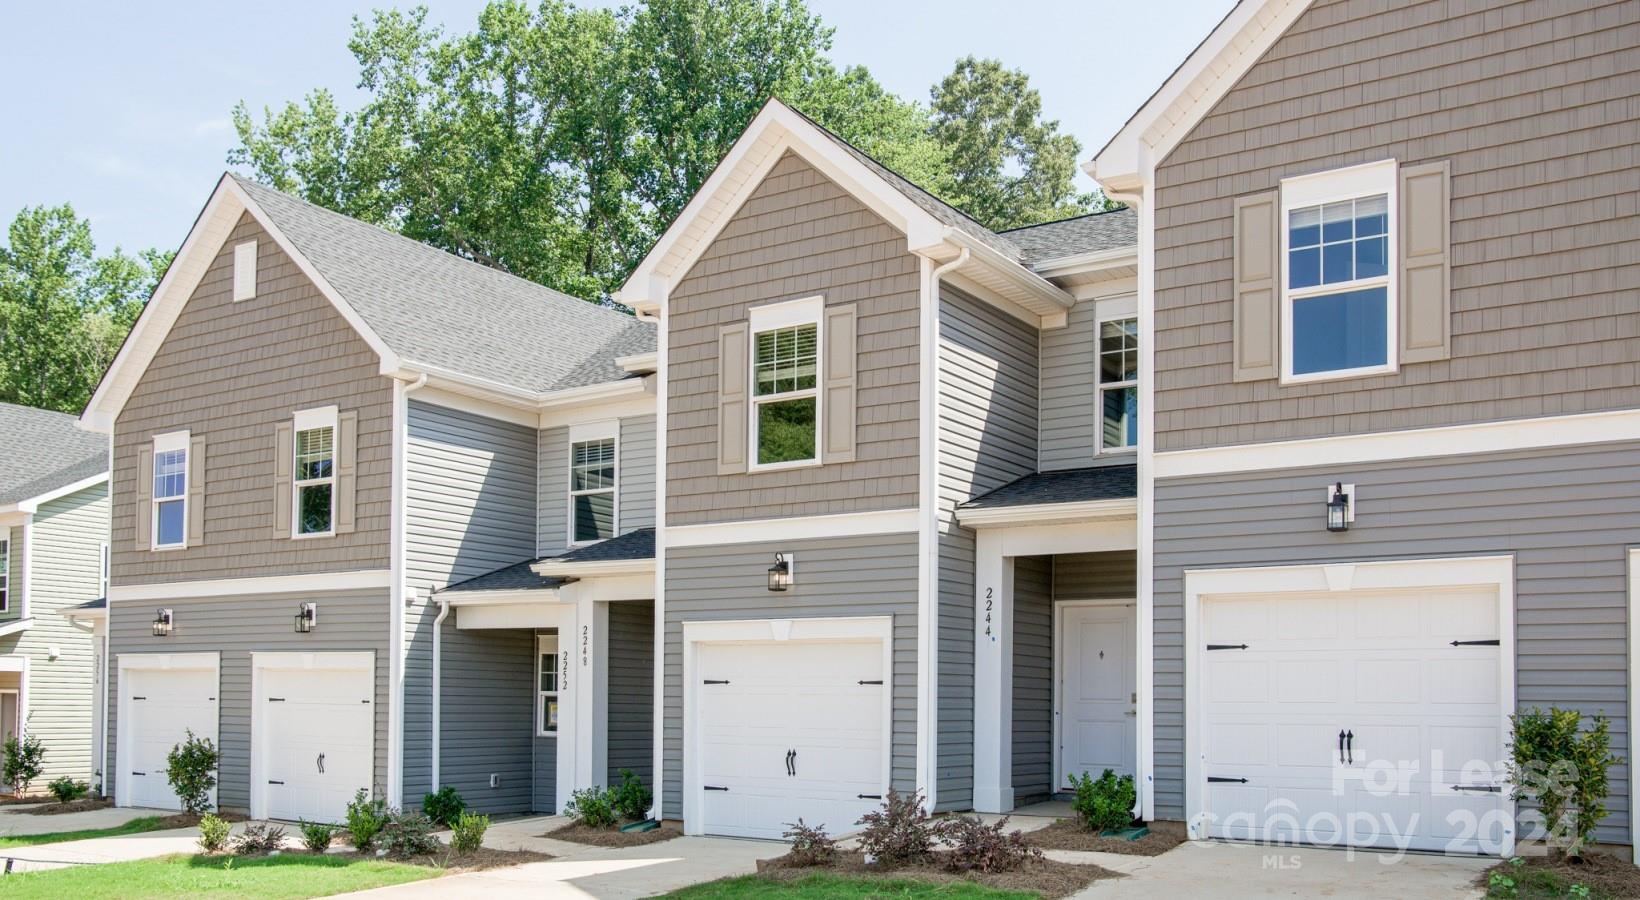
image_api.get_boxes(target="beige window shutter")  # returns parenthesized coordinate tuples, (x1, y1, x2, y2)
(1399, 160, 1451, 363)
(187, 436, 206, 545)
(336, 410, 359, 534)
(273, 422, 293, 537)
(717, 322, 749, 475)
(822, 303, 858, 464)
(134, 446, 152, 550)
(1232, 191, 1281, 382)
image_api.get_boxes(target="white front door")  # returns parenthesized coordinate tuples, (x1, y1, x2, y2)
(1059, 603, 1137, 789)
(0, 690, 18, 748)
(122, 666, 218, 810)
(695, 639, 888, 839)
(1200, 587, 1507, 853)
(255, 656, 374, 823)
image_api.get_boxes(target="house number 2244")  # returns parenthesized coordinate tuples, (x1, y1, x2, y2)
(984, 587, 998, 641)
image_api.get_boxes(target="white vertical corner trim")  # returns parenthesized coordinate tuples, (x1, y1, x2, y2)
(386, 375, 422, 806)
(1120, 176, 1158, 822)
(651, 303, 668, 820)
(971, 530, 1013, 813)
(232, 240, 258, 302)
(1630, 548, 1639, 865)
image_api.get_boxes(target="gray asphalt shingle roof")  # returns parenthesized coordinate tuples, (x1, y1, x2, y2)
(435, 528, 655, 595)
(961, 464, 1137, 510)
(0, 402, 108, 506)
(437, 560, 567, 595)
(548, 527, 655, 564)
(1000, 208, 1139, 264)
(233, 176, 655, 394)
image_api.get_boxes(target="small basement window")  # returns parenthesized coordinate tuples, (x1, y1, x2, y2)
(537, 633, 561, 736)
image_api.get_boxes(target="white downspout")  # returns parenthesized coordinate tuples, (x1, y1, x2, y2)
(430, 598, 451, 792)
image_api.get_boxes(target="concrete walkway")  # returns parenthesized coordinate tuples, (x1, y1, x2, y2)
(0, 811, 271, 874)
(0, 802, 159, 836)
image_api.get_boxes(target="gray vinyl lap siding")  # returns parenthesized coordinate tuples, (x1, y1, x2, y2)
(665, 151, 922, 527)
(111, 212, 393, 583)
(106, 590, 389, 811)
(607, 599, 654, 787)
(661, 533, 919, 819)
(539, 416, 656, 557)
(1011, 556, 1053, 803)
(1039, 297, 1130, 471)
(436, 626, 535, 814)
(1152, 0, 1640, 450)
(936, 287, 1039, 811)
(1152, 440, 1640, 841)
(620, 417, 657, 532)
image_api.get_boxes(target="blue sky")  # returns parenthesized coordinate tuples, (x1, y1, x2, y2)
(0, 0, 1234, 257)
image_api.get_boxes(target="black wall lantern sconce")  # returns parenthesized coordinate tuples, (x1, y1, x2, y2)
(1326, 482, 1354, 533)
(294, 602, 317, 633)
(767, 553, 793, 592)
(152, 607, 173, 637)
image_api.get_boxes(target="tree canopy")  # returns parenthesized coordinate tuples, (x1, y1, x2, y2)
(231, 0, 1110, 301)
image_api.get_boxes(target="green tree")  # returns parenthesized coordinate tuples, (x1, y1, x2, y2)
(0, 205, 167, 414)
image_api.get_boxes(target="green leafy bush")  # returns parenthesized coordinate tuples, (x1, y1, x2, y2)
(346, 788, 390, 851)
(422, 786, 466, 827)
(1069, 769, 1136, 833)
(611, 768, 651, 821)
(299, 820, 336, 852)
(3, 732, 45, 794)
(197, 812, 231, 852)
(781, 818, 837, 866)
(384, 809, 440, 858)
(165, 729, 218, 814)
(565, 786, 618, 828)
(231, 822, 287, 854)
(854, 789, 935, 867)
(451, 812, 490, 854)
(1508, 707, 1622, 857)
(47, 776, 89, 803)
(936, 815, 1042, 873)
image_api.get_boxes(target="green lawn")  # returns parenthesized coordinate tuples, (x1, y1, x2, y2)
(0, 815, 174, 848)
(663, 873, 1038, 899)
(0, 853, 440, 899)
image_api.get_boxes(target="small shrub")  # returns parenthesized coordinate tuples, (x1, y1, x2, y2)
(422, 786, 466, 828)
(346, 788, 390, 851)
(197, 812, 231, 852)
(564, 786, 618, 828)
(384, 809, 440, 858)
(1069, 769, 1136, 833)
(937, 815, 1042, 873)
(298, 820, 336, 852)
(451, 812, 489, 854)
(165, 729, 219, 814)
(855, 789, 935, 867)
(3, 732, 45, 794)
(781, 818, 837, 866)
(611, 768, 652, 822)
(231, 822, 287, 854)
(47, 776, 90, 803)
(1508, 707, 1622, 858)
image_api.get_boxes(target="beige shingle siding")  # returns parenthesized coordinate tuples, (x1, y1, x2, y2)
(111, 213, 393, 583)
(1152, 0, 1640, 450)
(665, 151, 921, 526)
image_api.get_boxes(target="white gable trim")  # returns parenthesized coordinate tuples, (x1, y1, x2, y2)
(1088, 0, 1312, 192)
(80, 175, 402, 434)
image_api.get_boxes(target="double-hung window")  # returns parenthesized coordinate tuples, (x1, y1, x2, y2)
(569, 424, 617, 544)
(292, 407, 336, 537)
(1098, 316, 1139, 452)
(749, 297, 821, 469)
(1281, 160, 1397, 382)
(0, 538, 9, 612)
(537, 633, 561, 736)
(152, 431, 189, 549)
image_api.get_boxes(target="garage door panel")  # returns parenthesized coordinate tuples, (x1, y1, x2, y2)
(1205, 598, 1268, 642)
(257, 661, 373, 823)
(1206, 660, 1267, 703)
(1274, 598, 1340, 641)
(123, 667, 218, 811)
(1354, 658, 1423, 703)
(1275, 659, 1339, 702)
(1430, 659, 1497, 705)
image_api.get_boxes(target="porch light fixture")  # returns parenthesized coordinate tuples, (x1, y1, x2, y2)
(152, 607, 173, 637)
(1326, 482, 1353, 533)
(294, 602, 317, 633)
(767, 553, 792, 592)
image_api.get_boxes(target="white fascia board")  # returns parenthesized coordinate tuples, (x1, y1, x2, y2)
(944, 229, 1074, 316)
(443, 589, 565, 608)
(0, 618, 32, 639)
(1031, 246, 1140, 279)
(401, 367, 656, 427)
(1, 472, 109, 516)
(61, 606, 107, 622)
(530, 558, 655, 579)
(615, 352, 658, 374)
(956, 497, 1139, 529)
(108, 569, 392, 602)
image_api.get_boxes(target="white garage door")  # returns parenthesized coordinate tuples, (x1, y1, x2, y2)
(122, 665, 218, 811)
(1201, 587, 1508, 854)
(696, 639, 888, 839)
(254, 655, 374, 823)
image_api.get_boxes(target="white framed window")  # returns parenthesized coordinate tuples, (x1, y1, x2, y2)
(0, 538, 9, 612)
(152, 431, 189, 549)
(536, 632, 561, 736)
(1098, 314, 1139, 453)
(1280, 159, 1398, 383)
(748, 296, 823, 471)
(568, 421, 617, 545)
(292, 406, 337, 538)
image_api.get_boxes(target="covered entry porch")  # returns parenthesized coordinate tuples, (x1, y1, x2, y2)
(959, 465, 1140, 814)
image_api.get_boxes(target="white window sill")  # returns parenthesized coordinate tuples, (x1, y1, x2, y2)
(151, 544, 187, 552)
(535, 731, 559, 739)
(291, 531, 336, 541)
(749, 458, 822, 474)
(1280, 361, 1398, 386)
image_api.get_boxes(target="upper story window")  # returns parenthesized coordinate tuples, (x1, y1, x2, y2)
(569, 423, 617, 544)
(1099, 316, 1139, 452)
(750, 299, 821, 469)
(152, 431, 189, 549)
(1281, 160, 1397, 382)
(537, 633, 561, 736)
(292, 406, 336, 537)
(0, 538, 9, 612)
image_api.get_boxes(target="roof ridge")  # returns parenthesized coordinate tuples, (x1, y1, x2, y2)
(995, 206, 1134, 234)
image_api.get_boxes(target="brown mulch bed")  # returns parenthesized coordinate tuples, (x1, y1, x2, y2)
(757, 849, 1121, 899)
(545, 820, 682, 847)
(1023, 818, 1188, 856)
(17, 797, 115, 815)
(0, 794, 50, 806)
(154, 810, 249, 829)
(1479, 846, 1640, 899)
